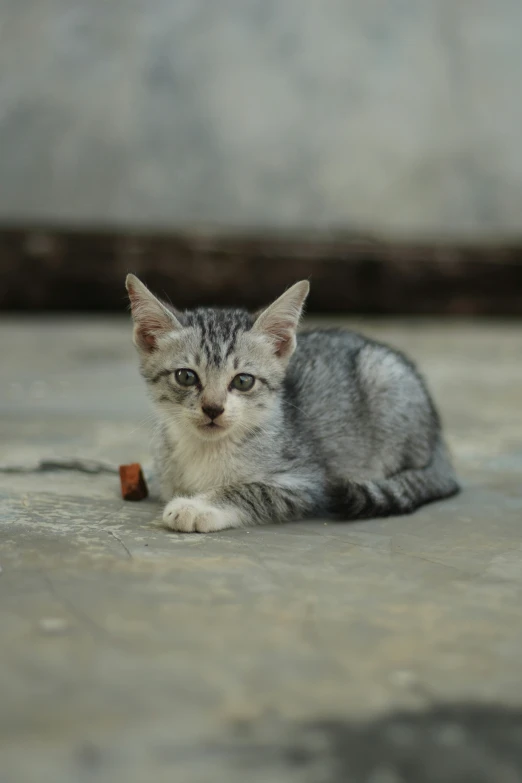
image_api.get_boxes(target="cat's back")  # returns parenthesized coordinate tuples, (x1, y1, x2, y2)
(294, 327, 367, 362)
(290, 327, 418, 389)
(285, 327, 434, 479)
(285, 327, 373, 424)
(289, 327, 372, 387)
(286, 327, 429, 434)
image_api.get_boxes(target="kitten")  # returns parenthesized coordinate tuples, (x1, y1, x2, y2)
(126, 274, 459, 533)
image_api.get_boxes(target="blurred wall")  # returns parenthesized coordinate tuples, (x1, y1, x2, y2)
(0, 0, 521, 239)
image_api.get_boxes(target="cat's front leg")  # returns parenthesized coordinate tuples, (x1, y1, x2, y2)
(162, 479, 320, 533)
(162, 495, 241, 533)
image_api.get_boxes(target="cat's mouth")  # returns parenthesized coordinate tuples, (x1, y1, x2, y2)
(198, 420, 228, 436)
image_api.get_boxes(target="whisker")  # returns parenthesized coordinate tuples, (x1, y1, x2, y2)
(285, 400, 309, 418)
(126, 412, 158, 436)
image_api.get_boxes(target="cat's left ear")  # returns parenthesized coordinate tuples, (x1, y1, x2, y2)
(126, 274, 182, 352)
(253, 281, 310, 359)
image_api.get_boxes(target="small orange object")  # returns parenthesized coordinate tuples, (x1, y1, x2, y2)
(119, 463, 148, 501)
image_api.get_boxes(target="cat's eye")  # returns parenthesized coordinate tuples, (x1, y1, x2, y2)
(175, 368, 199, 387)
(231, 373, 255, 392)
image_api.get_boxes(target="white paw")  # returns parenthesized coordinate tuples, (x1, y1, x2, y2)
(162, 496, 237, 533)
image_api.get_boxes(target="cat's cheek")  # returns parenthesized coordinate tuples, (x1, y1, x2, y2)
(226, 394, 243, 419)
(162, 497, 241, 533)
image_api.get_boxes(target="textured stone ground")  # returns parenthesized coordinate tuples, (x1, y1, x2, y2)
(1, 316, 521, 782)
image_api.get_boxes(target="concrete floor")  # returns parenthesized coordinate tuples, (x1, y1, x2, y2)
(1, 316, 521, 783)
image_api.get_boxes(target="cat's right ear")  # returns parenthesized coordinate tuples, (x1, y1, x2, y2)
(126, 274, 182, 352)
(253, 280, 310, 360)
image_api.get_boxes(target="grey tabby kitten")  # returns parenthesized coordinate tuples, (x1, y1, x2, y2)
(126, 274, 459, 533)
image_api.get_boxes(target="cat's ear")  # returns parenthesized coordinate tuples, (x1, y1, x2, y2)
(126, 274, 182, 352)
(253, 281, 310, 359)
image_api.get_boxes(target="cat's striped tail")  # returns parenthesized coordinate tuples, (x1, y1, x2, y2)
(330, 439, 460, 520)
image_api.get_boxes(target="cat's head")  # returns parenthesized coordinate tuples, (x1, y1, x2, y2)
(126, 275, 309, 441)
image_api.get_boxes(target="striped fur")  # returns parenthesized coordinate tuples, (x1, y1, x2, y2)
(126, 275, 459, 533)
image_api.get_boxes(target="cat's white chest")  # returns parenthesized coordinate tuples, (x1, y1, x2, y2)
(163, 430, 245, 497)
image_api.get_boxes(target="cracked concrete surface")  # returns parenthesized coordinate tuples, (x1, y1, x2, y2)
(1, 316, 521, 782)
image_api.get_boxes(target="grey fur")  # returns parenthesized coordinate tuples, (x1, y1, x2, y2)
(126, 274, 459, 533)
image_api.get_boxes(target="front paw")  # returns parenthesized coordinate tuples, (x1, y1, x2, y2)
(162, 497, 235, 533)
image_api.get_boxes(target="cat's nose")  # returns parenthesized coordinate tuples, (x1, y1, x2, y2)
(202, 404, 225, 421)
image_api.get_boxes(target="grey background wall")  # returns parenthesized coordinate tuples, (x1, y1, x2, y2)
(0, 0, 521, 239)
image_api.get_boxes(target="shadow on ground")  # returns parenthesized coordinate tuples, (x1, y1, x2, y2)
(214, 704, 522, 783)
